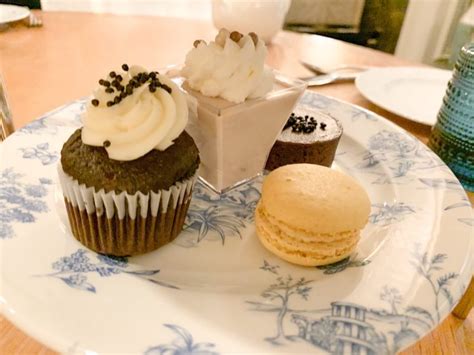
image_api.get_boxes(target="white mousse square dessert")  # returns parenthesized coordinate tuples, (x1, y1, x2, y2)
(178, 29, 306, 193)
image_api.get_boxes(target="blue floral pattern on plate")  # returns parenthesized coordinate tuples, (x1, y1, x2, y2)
(177, 179, 261, 247)
(0, 168, 51, 239)
(357, 130, 441, 184)
(20, 142, 58, 165)
(38, 249, 178, 293)
(369, 202, 415, 226)
(18, 116, 58, 135)
(316, 254, 370, 275)
(145, 324, 219, 355)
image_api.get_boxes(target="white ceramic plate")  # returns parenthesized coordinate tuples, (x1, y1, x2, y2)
(0, 4, 29, 24)
(355, 67, 452, 126)
(0, 92, 472, 354)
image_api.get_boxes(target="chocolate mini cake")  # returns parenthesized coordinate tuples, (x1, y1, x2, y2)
(265, 108, 343, 171)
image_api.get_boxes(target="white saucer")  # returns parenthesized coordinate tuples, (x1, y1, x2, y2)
(355, 67, 452, 126)
(0, 4, 30, 25)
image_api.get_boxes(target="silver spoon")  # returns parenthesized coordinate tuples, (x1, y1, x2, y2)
(300, 60, 370, 75)
(302, 71, 361, 87)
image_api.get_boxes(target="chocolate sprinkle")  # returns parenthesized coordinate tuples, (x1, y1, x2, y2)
(103, 140, 111, 148)
(230, 31, 243, 43)
(91, 99, 99, 106)
(249, 32, 258, 46)
(161, 84, 172, 94)
(320, 122, 327, 130)
(283, 112, 322, 134)
(283, 116, 297, 130)
(100, 67, 172, 108)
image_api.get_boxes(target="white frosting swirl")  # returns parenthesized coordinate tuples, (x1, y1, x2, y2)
(81, 66, 188, 161)
(182, 30, 274, 103)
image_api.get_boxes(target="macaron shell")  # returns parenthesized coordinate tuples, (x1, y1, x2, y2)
(262, 164, 370, 234)
(261, 206, 358, 244)
(255, 201, 360, 266)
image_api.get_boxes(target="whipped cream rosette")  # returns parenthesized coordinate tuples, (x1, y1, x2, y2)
(59, 65, 200, 256)
(82, 65, 188, 160)
(182, 29, 274, 103)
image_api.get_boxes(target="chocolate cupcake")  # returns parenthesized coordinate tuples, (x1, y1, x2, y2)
(58, 65, 200, 256)
(265, 108, 342, 171)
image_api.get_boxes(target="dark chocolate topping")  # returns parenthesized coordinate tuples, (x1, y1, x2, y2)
(283, 113, 318, 133)
(278, 109, 343, 144)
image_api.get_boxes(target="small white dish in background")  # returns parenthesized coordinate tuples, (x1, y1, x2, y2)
(212, 0, 291, 43)
(355, 67, 452, 126)
(0, 4, 30, 25)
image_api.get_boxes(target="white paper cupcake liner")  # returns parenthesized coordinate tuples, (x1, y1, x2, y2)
(57, 164, 197, 256)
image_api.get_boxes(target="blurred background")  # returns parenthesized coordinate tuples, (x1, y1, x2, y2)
(2, 0, 473, 67)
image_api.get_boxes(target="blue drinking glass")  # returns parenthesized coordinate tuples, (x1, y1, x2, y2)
(428, 42, 474, 191)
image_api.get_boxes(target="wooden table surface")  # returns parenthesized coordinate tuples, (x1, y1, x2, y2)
(0, 11, 472, 354)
